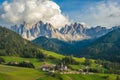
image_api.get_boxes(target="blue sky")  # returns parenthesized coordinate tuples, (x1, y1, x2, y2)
(0, 0, 6, 4)
(53, 0, 105, 20)
(54, 0, 101, 12)
(0, 0, 120, 28)
(53, 0, 120, 27)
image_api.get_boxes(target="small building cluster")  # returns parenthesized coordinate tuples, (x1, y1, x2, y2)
(40, 63, 68, 72)
(40, 63, 93, 74)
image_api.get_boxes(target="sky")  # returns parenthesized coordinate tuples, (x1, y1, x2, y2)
(0, 0, 120, 28)
(54, 0, 120, 27)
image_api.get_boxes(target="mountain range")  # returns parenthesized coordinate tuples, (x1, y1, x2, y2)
(11, 21, 114, 41)
(32, 28, 120, 63)
(9, 21, 120, 62)
(0, 26, 120, 80)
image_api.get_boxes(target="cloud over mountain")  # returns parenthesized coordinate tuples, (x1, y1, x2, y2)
(0, 0, 69, 28)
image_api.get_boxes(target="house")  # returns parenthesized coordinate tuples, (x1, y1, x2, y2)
(40, 64, 55, 72)
(79, 69, 83, 73)
(58, 63, 68, 71)
(7, 61, 19, 66)
(40, 63, 69, 72)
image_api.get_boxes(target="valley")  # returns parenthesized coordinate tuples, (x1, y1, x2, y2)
(0, 25, 120, 80)
(0, 0, 120, 79)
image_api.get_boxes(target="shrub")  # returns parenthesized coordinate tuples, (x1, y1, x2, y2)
(84, 59, 92, 66)
(0, 57, 5, 64)
(36, 53, 47, 59)
(88, 68, 103, 73)
(62, 55, 79, 65)
(7, 61, 35, 68)
(19, 61, 35, 68)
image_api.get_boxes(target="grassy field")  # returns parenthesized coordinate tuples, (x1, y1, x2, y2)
(0, 50, 86, 69)
(40, 49, 86, 63)
(1, 56, 44, 68)
(0, 49, 64, 68)
(36, 74, 108, 80)
(0, 53, 119, 80)
(0, 48, 101, 71)
(0, 64, 44, 80)
(40, 49, 64, 59)
(0, 64, 118, 80)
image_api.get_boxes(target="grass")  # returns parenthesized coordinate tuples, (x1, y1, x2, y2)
(0, 64, 45, 80)
(73, 57, 85, 63)
(0, 54, 101, 71)
(1, 56, 43, 68)
(0, 63, 119, 80)
(40, 49, 64, 59)
(0, 53, 119, 80)
(1, 49, 87, 69)
(0, 73, 12, 80)
(69, 65, 85, 70)
(61, 74, 106, 80)
(37, 73, 118, 80)
(40, 49, 86, 63)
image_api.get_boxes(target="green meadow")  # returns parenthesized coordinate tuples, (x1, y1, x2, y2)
(0, 64, 118, 80)
(0, 56, 119, 80)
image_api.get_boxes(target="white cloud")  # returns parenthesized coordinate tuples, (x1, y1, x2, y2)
(78, 1, 120, 28)
(0, 0, 69, 28)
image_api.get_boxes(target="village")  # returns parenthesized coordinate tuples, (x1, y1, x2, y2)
(40, 62, 93, 75)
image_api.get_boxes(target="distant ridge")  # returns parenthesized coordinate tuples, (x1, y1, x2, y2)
(11, 21, 113, 41)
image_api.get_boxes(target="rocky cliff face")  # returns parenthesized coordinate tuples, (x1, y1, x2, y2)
(11, 21, 65, 40)
(11, 21, 113, 41)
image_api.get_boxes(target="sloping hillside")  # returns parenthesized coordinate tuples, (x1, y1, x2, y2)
(0, 26, 42, 57)
(33, 36, 74, 54)
(33, 36, 93, 55)
(78, 28, 120, 62)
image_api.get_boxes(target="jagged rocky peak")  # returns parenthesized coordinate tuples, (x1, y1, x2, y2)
(11, 20, 61, 40)
(34, 21, 55, 30)
(84, 26, 111, 38)
(112, 25, 120, 30)
(60, 22, 87, 34)
(19, 21, 32, 30)
(93, 26, 106, 31)
(11, 21, 116, 41)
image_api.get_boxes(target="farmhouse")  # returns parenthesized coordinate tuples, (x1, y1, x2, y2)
(41, 64, 52, 71)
